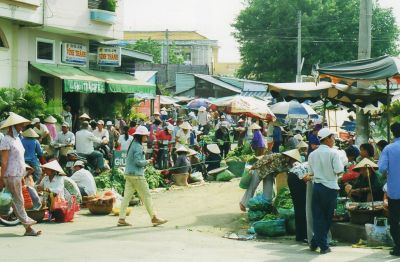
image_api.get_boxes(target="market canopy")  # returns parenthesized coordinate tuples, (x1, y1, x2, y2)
(271, 100, 318, 119)
(315, 55, 400, 81)
(81, 69, 156, 95)
(160, 95, 180, 106)
(267, 81, 390, 107)
(209, 96, 275, 120)
(30, 63, 106, 93)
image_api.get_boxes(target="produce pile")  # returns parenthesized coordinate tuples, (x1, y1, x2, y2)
(247, 188, 296, 237)
(226, 142, 257, 163)
(95, 168, 126, 195)
(95, 166, 167, 194)
(144, 166, 167, 189)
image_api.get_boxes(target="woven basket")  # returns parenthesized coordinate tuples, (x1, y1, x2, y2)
(349, 208, 383, 225)
(27, 209, 46, 223)
(87, 198, 113, 215)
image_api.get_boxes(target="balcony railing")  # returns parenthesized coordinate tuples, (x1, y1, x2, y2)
(88, 0, 116, 25)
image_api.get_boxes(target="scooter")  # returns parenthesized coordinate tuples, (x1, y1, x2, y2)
(0, 207, 19, 226)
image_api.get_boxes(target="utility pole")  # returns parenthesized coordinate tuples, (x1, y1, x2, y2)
(296, 10, 302, 83)
(165, 29, 169, 85)
(355, 0, 372, 145)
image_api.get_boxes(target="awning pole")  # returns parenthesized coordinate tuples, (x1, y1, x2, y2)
(322, 99, 327, 126)
(387, 78, 391, 141)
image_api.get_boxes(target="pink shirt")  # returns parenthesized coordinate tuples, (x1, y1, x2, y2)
(0, 135, 26, 177)
(45, 123, 57, 140)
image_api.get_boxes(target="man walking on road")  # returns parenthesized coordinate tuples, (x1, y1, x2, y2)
(308, 128, 344, 254)
(379, 122, 400, 257)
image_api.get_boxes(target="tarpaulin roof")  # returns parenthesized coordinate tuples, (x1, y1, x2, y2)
(315, 55, 400, 81)
(267, 81, 390, 107)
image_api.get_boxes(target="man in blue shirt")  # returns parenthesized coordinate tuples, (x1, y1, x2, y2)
(379, 122, 400, 257)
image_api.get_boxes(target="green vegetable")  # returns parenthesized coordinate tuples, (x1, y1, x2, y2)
(95, 168, 126, 195)
(274, 187, 294, 209)
(262, 213, 281, 221)
(144, 166, 167, 189)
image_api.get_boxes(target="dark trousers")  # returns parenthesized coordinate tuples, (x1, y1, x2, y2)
(311, 183, 337, 251)
(272, 142, 281, 153)
(287, 172, 307, 241)
(218, 144, 230, 158)
(388, 198, 400, 250)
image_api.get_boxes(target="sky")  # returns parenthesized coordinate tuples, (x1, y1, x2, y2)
(124, 0, 400, 63)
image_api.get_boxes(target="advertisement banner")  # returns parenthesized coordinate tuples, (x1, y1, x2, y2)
(62, 43, 87, 65)
(113, 150, 127, 167)
(97, 47, 121, 67)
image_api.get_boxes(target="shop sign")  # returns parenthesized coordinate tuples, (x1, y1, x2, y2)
(62, 43, 87, 65)
(97, 47, 121, 67)
(64, 79, 105, 93)
(113, 150, 127, 167)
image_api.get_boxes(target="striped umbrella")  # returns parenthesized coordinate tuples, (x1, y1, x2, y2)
(271, 100, 319, 119)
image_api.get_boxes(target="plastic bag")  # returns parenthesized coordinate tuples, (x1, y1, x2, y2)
(365, 218, 393, 247)
(239, 169, 252, 189)
(248, 210, 268, 221)
(253, 219, 286, 237)
(277, 207, 295, 219)
(216, 170, 235, 182)
(0, 189, 12, 212)
(190, 172, 204, 183)
(248, 195, 273, 212)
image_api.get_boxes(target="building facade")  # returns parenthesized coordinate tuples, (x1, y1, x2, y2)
(0, 0, 125, 111)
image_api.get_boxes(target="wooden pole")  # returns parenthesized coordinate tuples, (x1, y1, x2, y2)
(387, 78, 391, 142)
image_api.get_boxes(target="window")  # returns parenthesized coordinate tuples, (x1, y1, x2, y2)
(36, 38, 55, 62)
(0, 28, 9, 48)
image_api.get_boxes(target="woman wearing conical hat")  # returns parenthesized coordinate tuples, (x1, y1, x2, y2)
(0, 112, 41, 236)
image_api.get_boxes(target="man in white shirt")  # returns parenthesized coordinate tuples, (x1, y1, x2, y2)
(308, 128, 344, 254)
(54, 122, 75, 159)
(32, 117, 51, 144)
(62, 105, 73, 128)
(75, 121, 105, 173)
(92, 120, 109, 144)
(55, 122, 75, 146)
(70, 160, 97, 196)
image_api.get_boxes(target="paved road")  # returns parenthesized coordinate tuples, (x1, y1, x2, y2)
(0, 181, 396, 262)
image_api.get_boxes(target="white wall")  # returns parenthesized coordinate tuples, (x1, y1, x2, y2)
(44, 0, 124, 40)
(0, 0, 43, 25)
(0, 19, 13, 88)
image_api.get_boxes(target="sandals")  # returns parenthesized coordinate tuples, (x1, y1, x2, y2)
(117, 220, 132, 227)
(24, 229, 42, 237)
(151, 217, 168, 227)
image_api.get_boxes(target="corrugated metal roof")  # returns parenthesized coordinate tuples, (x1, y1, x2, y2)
(134, 71, 157, 84)
(241, 91, 270, 97)
(194, 74, 241, 93)
(176, 73, 196, 94)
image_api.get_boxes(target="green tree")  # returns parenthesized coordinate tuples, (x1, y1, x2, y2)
(127, 38, 184, 64)
(233, 0, 399, 82)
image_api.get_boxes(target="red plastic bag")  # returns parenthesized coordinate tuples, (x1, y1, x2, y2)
(342, 165, 360, 183)
(50, 196, 68, 211)
(22, 186, 33, 210)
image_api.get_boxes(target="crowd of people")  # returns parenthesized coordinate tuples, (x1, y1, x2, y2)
(0, 103, 399, 258)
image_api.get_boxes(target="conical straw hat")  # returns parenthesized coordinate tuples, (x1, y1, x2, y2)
(179, 121, 192, 130)
(0, 112, 30, 129)
(79, 113, 91, 120)
(250, 123, 261, 130)
(297, 141, 308, 149)
(353, 158, 378, 171)
(282, 149, 302, 162)
(294, 134, 304, 141)
(41, 160, 66, 175)
(198, 106, 206, 112)
(22, 128, 39, 138)
(188, 148, 198, 156)
(176, 146, 190, 153)
(44, 115, 57, 124)
(207, 144, 220, 154)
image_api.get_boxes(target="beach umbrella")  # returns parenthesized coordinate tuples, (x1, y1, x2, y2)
(187, 98, 210, 110)
(271, 100, 319, 119)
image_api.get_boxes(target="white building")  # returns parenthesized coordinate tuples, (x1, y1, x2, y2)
(0, 0, 125, 108)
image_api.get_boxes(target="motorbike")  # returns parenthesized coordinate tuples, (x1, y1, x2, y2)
(64, 151, 94, 176)
(0, 207, 20, 226)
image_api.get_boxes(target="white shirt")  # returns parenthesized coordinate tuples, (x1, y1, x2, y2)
(118, 134, 133, 151)
(62, 111, 73, 127)
(197, 111, 208, 126)
(92, 128, 109, 142)
(308, 144, 344, 190)
(70, 168, 97, 196)
(55, 131, 75, 146)
(38, 175, 65, 198)
(34, 123, 49, 136)
(176, 129, 190, 146)
(75, 129, 102, 154)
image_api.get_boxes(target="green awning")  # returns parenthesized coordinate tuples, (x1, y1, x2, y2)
(81, 69, 156, 94)
(30, 63, 106, 93)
